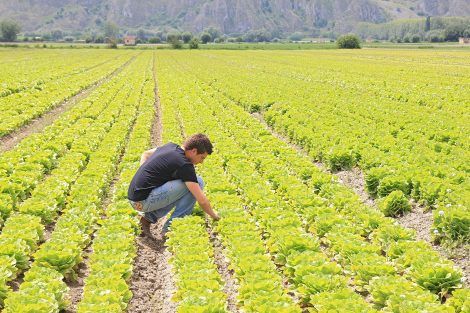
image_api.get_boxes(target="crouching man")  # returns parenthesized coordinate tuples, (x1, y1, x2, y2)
(128, 133, 220, 238)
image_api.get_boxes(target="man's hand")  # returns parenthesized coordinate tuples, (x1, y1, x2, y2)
(185, 181, 220, 221)
(134, 202, 143, 211)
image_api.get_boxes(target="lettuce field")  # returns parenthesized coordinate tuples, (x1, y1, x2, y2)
(0, 48, 468, 313)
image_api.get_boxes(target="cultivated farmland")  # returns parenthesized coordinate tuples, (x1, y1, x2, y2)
(0, 48, 468, 313)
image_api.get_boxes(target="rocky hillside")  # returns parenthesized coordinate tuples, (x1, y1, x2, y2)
(0, 0, 468, 35)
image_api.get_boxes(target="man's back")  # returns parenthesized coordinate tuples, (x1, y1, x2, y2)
(127, 143, 197, 201)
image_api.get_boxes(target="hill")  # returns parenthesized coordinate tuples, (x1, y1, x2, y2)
(0, 0, 469, 37)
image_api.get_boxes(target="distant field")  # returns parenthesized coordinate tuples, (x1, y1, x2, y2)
(0, 48, 468, 312)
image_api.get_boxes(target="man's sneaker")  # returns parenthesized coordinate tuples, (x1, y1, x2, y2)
(139, 216, 153, 238)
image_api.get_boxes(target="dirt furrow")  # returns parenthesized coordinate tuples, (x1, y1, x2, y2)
(206, 222, 240, 313)
(0, 54, 137, 153)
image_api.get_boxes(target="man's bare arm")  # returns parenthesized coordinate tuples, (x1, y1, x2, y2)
(185, 181, 220, 220)
(140, 148, 157, 165)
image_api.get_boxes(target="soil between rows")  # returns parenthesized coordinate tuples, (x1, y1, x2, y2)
(206, 222, 240, 313)
(127, 219, 176, 313)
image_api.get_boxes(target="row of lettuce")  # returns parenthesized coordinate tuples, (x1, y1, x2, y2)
(0, 52, 135, 230)
(162, 85, 299, 312)
(0, 49, 127, 98)
(0, 53, 153, 311)
(155, 53, 469, 313)
(0, 49, 136, 137)
(76, 54, 155, 312)
(164, 50, 469, 245)
(162, 95, 229, 312)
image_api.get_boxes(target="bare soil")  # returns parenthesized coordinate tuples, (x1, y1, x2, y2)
(0, 55, 137, 153)
(206, 222, 240, 313)
(152, 54, 163, 147)
(64, 242, 93, 313)
(127, 218, 176, 313)
(335, 168, 376, 208)
(252, 112, 469, 287)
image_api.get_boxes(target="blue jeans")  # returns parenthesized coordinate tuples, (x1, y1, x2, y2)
(130, 176, 204, 233)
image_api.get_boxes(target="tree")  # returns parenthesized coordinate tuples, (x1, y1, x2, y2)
(426, 30, 445, 42)
(51, 30, 63, 41)
(200, 32, 211, 44)
(337, 34, 361, 49)
(189, 38, 199, 49)
(182, 31, 192, 43)
(166, 32, 181, 43)
(425, 16, 431, 32)
(167, 32, 182, 48)
(1, 20, 21, 42)
(137, 29, 146, 41)
(170, 38, 183, 49)
(444, 23, 465, 41)
(104, 21, 119, 39)
(288, 32, 304, 41)
(204, 26, 221, 40)
(107, 37, 118, 48)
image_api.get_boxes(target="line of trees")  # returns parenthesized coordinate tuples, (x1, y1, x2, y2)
(4, 16, 467, 46)
(356, 16, 470, 42)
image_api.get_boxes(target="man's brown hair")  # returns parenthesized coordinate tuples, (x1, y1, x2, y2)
(183, 133, 213, 154)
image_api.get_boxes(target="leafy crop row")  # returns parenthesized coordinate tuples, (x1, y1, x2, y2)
(77, 54, 155, 312)
(0, 54, 141, 229)
(1, 54, 152, 311)
(155, 53, 468, 313)
(161, 91, 228, 312)
(0, 50, 129, 98)
(0, 50, 136, 137)
(161, 90, 301, 312)
(163, 50, 469, 244)
(157, 59, 373, 312)
(0, 60, 143, 308)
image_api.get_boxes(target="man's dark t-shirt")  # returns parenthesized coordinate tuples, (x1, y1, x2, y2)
(127, 143, 198, 201)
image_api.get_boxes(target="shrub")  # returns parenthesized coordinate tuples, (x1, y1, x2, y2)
(169, 38, 183, 49)
(200, 32, 211, 44)
(182, 32, 192, 43)
(189, 38, 199, 49)
(337, 34, 361, 49)
(378, 190, 411, 217)
(148, 37, 161, 44)
(412, 35, 421, 43)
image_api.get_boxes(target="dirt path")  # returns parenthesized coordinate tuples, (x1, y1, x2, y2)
(0, 55, 137, 153)
(127, 219, 176, 313)
(206, 222, 240, 313)
(252, 112, 469, 286)
(127, 53, 176, 313)
(65, 242, 93, 313)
